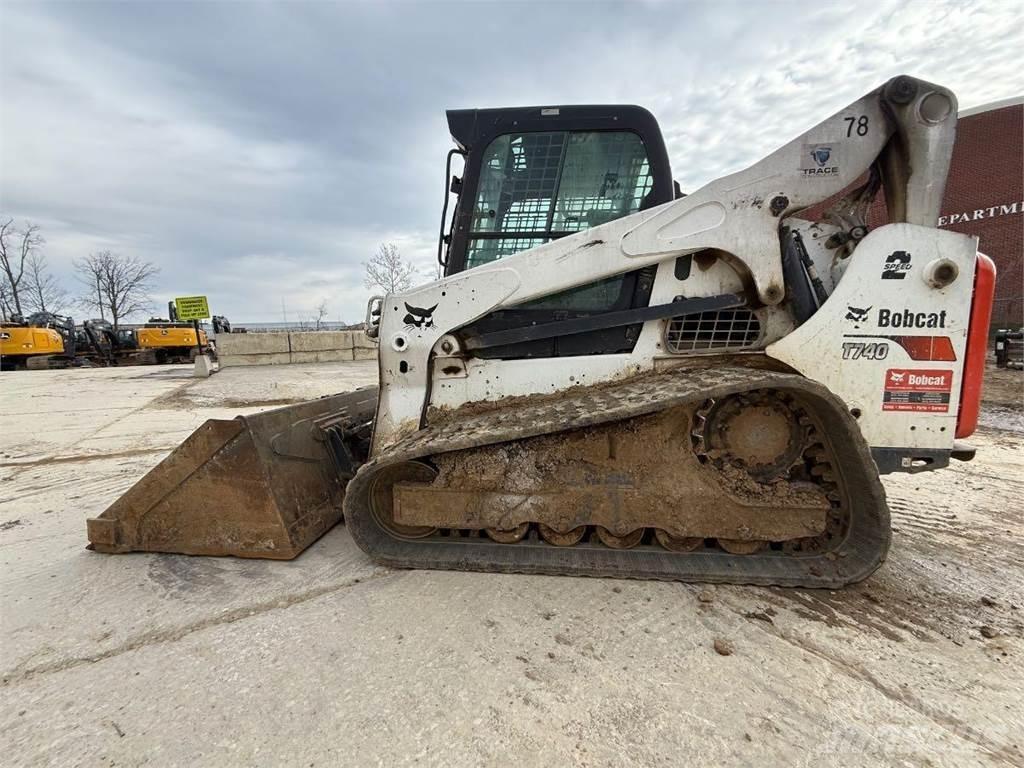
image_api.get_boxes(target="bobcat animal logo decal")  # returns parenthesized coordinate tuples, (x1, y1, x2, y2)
(845, 305, 871, 326)
(403, 303, 437, 330)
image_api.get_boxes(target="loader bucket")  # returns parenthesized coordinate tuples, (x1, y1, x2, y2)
(86, 388, 378, 559)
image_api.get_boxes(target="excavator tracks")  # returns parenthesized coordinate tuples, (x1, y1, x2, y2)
(343, 366, 890, 587)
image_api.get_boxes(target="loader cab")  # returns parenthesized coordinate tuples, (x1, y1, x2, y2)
(438, 105, 676, 358)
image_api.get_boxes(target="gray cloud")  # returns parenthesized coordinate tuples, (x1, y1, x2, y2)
(1, 0, 1021, 321)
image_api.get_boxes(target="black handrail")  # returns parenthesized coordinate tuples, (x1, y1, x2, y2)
(437, 148, 466, 271)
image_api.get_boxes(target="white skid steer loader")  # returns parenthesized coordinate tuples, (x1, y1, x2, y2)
(87, 75, 995, 587)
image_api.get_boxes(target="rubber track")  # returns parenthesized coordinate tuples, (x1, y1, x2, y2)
(343, 366, 891, 587)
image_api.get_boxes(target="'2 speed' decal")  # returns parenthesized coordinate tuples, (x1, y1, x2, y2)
(882, 250, 912, 280)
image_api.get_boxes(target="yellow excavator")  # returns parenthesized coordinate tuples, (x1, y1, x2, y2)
(0, 312, 78, 370)
(86, 76, 995, 587)
(2, 307, 212, 369)
(133, 322, 208, 363)
(128, 302, 210, 363)
(1, 313, 147, 369)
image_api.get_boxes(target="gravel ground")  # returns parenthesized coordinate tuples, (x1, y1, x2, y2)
(1, 360, 1021, 767)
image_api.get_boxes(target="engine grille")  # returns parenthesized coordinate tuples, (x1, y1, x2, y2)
(665, 308, 761, 353)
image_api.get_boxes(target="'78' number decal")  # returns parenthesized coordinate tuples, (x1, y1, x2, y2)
(844, 115, 869, 137)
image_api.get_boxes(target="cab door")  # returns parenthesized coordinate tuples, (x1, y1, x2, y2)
(442, 106, 675, 358)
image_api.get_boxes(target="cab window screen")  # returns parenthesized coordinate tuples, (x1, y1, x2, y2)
(467, 130, 652, 272)
(471, 133, 564, 238)
(553, 132, 652, 232)
(465, 237, 547, 268)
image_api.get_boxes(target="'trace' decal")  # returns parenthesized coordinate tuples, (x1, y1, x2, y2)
(882, 368, 953, 412)
(844, 334, 956, 361)
(801, 143, 840, 177)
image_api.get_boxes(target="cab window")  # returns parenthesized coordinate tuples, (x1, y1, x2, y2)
(466, 130, 653, 271)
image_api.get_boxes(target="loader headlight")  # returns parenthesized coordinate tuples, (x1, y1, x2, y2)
(924, 258, 959, 289)
(919, 91, 953, 124)
(365, 296, 383, 339)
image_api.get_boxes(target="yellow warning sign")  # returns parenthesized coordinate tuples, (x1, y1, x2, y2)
(174, 295, 210, 321)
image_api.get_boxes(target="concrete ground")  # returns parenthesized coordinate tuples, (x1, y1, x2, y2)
(1, 361, 1022, 767)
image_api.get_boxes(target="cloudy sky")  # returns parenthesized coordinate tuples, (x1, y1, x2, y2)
(1, 0, 1021, 323)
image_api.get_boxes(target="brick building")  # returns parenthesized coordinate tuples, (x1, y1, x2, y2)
(865, 97, 1023, 329)
(932, 98, 1022, 329)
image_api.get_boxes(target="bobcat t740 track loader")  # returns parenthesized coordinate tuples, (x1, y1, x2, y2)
(86, 75, 995, 587)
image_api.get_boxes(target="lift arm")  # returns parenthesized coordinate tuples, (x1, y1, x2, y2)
(368, 75, 958, 451)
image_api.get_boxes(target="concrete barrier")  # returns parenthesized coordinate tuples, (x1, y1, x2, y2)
(218, 331, 378, 367)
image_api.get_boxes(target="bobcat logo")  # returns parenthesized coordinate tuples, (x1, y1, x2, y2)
(845, 305, 871, 326)
(889, 370, 906, 385)
(403, 303, 437, 330)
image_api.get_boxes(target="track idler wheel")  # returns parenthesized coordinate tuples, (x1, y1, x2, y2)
(369, 462, 438, 539)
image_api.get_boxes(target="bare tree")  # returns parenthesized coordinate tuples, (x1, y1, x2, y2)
(0, 218, 44, 317)
(296, 301, 330, 332)
(24, 251, 69, 316)
(363, 243, 417, 294)
(313, 299, 329, 331)
(0, 278, 13, 321)
(75, 251, 159, 331)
